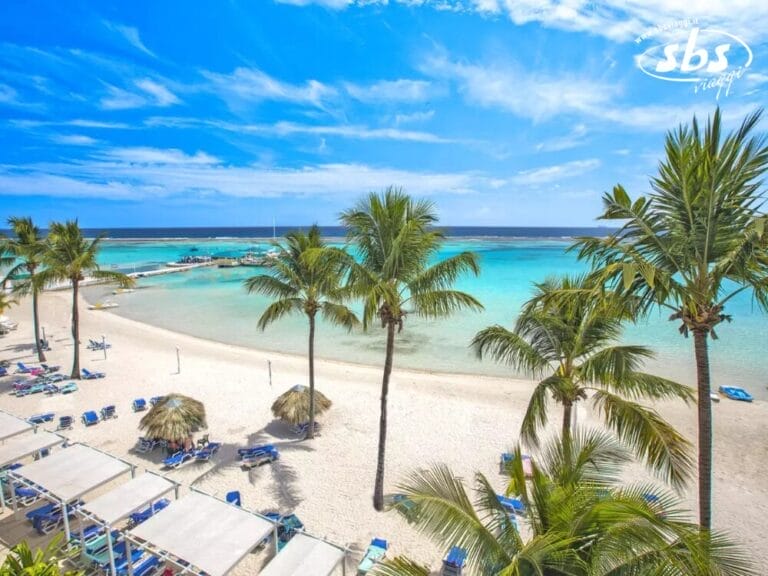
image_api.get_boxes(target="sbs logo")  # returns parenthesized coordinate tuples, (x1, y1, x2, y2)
(638, 27, 752, 83)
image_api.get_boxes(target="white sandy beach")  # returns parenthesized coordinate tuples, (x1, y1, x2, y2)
(1, 291, 767, 573)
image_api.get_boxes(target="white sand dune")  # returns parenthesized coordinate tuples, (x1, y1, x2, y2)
(1, 291, 766, 573)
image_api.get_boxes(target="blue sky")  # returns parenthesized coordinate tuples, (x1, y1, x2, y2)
(0, 0, 766, 227)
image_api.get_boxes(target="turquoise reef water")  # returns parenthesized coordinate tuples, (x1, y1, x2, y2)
(85, 237, 768, 397)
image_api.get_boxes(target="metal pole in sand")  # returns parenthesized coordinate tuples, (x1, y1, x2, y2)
(176, 347, 181, 374)
(268, 360, 272, 387)
(102, 335, 107, 360)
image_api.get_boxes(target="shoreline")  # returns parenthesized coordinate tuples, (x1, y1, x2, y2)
(1, 292, 767, 571)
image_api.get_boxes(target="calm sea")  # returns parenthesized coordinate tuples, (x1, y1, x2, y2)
(73, 227, 766, 398)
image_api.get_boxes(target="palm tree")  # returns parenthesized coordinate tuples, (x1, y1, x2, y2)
(341, 188, 483, 510)
(0, 290, 17, 317)
(1, 534, 83, 576)
(376, 430, 755, 576)
(1, 217, 49, 361)
(39, 221, 133, 379)
(572, 108, 768, 529)
(244, 225, 358, 439)
(473, 275, 694, 490)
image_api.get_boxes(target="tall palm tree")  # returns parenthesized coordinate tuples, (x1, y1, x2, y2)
(244, 225, 358, 439)
(473, 275, 694, 490)
(39, 221, 133, 379)
(341, 188, 483, 510)
(1, 217, 49, 361)
(573, 108, 768, 529)
(376, 430, 754, 576)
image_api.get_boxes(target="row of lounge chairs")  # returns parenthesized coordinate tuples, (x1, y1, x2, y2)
(82, 406, 118, 425)
(15, 362, 60, 376)
(25, 499, 83, 535)
(238, 444, 280, 468)
(80, 526, 161, 576)
(162, 443, 222, 468)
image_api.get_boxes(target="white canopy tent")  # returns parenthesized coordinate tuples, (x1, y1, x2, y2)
(76, 473, 178, 576)
(7, 444, 134, 542)
(0, 410, 34, 441)
(0, 431, 66, 510)
(126, 492, 275, 576)
(259, 533, 346, 576)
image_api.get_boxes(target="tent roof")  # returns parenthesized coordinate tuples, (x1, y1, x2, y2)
(127, 492, 274, 576)
(259, 534, 345, 576)
(0, 411, 33, 441)
(79, 473, 176, 526)
(0, 431, 64, 468)
(10, 444, 131, 503)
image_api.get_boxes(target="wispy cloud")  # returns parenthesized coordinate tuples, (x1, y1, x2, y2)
(345, 79, 435, 103)
(103, 21, 156, 57)
(10, 118, 133, 130)
(536, 124, 588, 152)
(51, 134, 99, 146)
(0, 83, 18, 103)
(100, 79, 180, 110)
(203, 67, 336, 110)
(510, 159, 601, 185)
(394, 110, 435, 125)
(135, 79, 180, 106)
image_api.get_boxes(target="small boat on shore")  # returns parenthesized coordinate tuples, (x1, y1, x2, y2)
(217, 259, 240, 268)
(112, 288, 135, 295)
(239, 252, 267, 267)
(89, 301, 119, 310)
(718, 386, 753, 402)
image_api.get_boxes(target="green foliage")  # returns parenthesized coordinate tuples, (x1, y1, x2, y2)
(473, 275, 694, 490)
(377, 431, 755, 576)
(1, 217, 47, 294)
(0, 290, 17, 316)
(0, 535, 83, 576)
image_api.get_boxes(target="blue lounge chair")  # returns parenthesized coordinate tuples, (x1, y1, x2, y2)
(128, 499, 170, 527)
(57, 415, 74, 430)
(132, 398, 147, 411)
(500, 453, 533, 476)
(391, 494, 417, 521)
(237, 444, 276, 458)
(276, 514, 304, 550)
(60, 382, 78, 394)
(25, 502, 60, 522)
(33, 502, 81, 535)
(0, 366, 7, 377)
(226, 491, 241, 506)
(195, 442, 221, 461)
(121, 555, 159, 576)
(16, 362, 39, 374)
(719, 386, 753, 402)
(240, 446, 279, 468)
(442, 546, 467, 576)
(82, 368, 105, 379)
(497, 494, 526, 516)
(14, 486, 40, 506)
(358, 538, 388, 574)
(163, 450, 195, 469)
(149, 396, 165, 406)
(28, 413, 55, 425)
(82, 411, 100, 426)
(100, 405, 117, 420)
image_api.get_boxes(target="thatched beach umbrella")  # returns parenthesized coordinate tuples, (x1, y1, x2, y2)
(139, 393, 207, 441)
(271, 384, 332, 424)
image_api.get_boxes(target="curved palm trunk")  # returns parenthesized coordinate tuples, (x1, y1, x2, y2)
(307, 313, 316, 440)
(693, 328, 712, 530)
(373, 321, 396, 511)
(70, 279, 81, 379)
(32, 287, 45, 362)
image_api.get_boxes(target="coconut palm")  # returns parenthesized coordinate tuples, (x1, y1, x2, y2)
(1, 217, 49, 361)
(139, 394, 207, 442)
(473, 275, 694, 490)
(244, 225, 358, 439)
(341, 188, 483, 511)
(271, 384, 332, 425)
(375, 430, 754, 576)
(0, 534, 83, 576)
(39, 221, 133, 379)
(572, 108, 768, 529)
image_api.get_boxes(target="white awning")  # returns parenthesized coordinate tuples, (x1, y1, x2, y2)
(0, 410, 33, 441)
(10, 444, 132, 502)
(127, 492, 274, 576)
(0, 431, 65, 468)
(79, 473, 176, 526)
(259, 534, 345, 576)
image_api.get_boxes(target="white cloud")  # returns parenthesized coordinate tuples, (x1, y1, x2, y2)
(345, 79, 434, 102)
(98, 147, 220, 165)
(10, 119, 132, 130)
(275, 0, 353, 7)
(536, 124, 588, 152)
(511, 159, 601, 185)
(204, 67, 336, 109)
(136, 79, 180, 106)
(104, 21, 156, 57)
(99, 79, 180, 110)
(51, 134, 99, 146)
(0, 83, 18, 103)
(100, 85, 147, 110)
(394, 110, 435, 125)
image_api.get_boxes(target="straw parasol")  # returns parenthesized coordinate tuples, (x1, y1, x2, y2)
(271, 384, 332, 424)
(139, 393, 207, 441)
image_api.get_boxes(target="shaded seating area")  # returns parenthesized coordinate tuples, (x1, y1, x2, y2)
(260, 533, 346, 576)
(0, 431, 66, 509)
(125, 492, 276, 576)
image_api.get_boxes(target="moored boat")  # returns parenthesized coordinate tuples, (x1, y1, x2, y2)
(88, 300, 119, 310)
(718, 386, 753, 402)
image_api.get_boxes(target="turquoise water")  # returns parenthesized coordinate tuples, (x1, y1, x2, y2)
(85, 239, 768, 397)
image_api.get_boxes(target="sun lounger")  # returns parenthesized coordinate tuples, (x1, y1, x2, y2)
(82, 411, 100, 426)
(194, 442, 221, 461)
(163, 450, 195, 469)
(25, 502, 60, 522)
(100, 405, 117, 420)
(82, 368, 106, 379)
(497, 494, 526, 516)
(128, 499, 170, 527)
(16, 362, 38, 374)
(28, 413, 55, 425)
(0, 366, 7, 377)
(87, 339, 111, 350)
(14, 486, 41, 506)
(40, 364, 60, 373)
(132, 398, 147, 411)
(237, 444, 276, 458)
(357, 538, 388, 574)
(500, 452, 534, 476)
(274, 514, 304, 550)
(391, 494, 417, 521)
(240, 446, 279, 468)
(442, 546, 467, 576)
(60, 382, 78, 394)
(149, 396, 165, 406)
(121, 555, 159, 576)
(226, 491, 241, 506)
(718, 386, 753, 402)
(290, 421, 321, 436)
(57, 415, 74, 430)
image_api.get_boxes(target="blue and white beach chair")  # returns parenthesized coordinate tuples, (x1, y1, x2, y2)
(358, 538, 388, 574)
(82, 411, 100, 426)
(82, 368, 105, 379)
(132, 398, 147, 411)
(442, 546, 467, 576)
